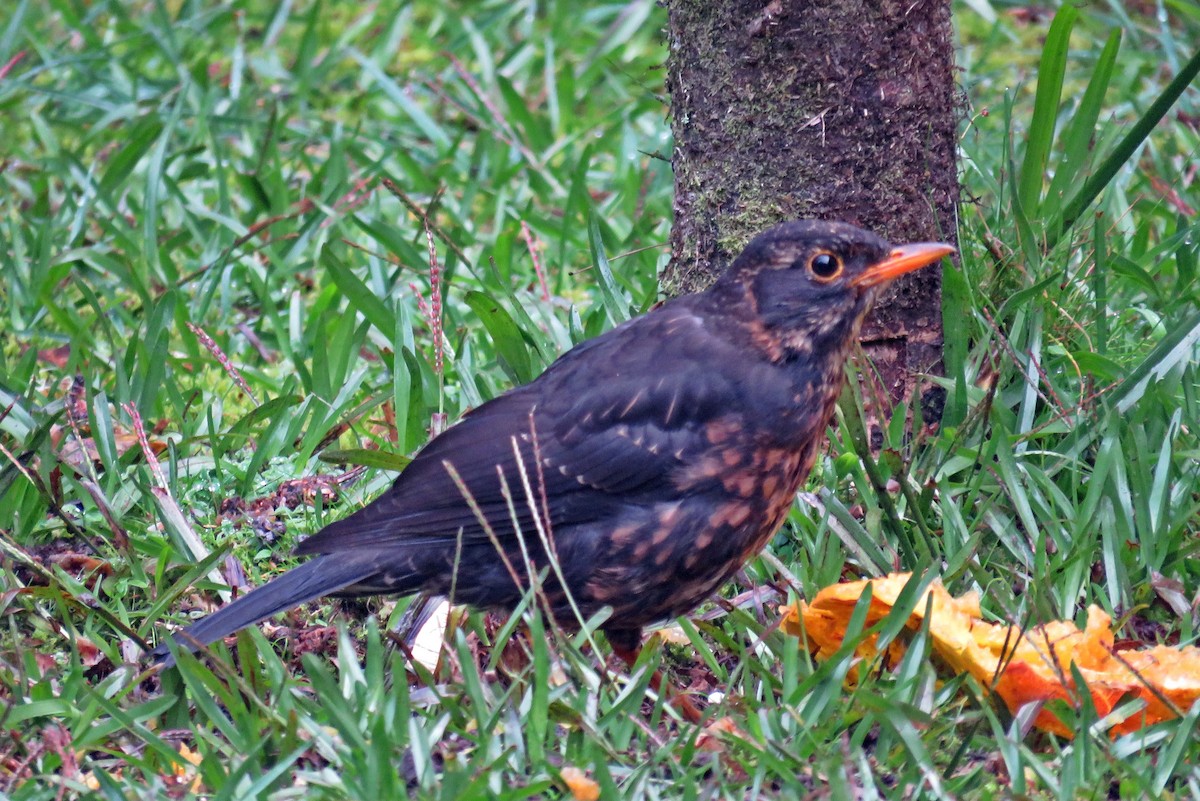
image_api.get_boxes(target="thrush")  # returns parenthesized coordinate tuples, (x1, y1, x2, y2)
(155, 220, 952, 699)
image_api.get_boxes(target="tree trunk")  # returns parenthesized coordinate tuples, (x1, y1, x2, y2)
(664, 0, 959, 434)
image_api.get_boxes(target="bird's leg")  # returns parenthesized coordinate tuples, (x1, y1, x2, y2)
(607, 629, 703, 724)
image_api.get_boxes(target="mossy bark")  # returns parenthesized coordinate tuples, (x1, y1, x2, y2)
(664, 0, 959, 429)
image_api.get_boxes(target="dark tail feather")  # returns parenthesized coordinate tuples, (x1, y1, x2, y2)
(152, 555, 377, 666)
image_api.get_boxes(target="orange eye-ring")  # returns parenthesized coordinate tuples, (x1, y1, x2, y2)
(809, 252, 842, 281)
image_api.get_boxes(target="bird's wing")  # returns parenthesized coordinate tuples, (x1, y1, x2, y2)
(296, 305, 751, 556)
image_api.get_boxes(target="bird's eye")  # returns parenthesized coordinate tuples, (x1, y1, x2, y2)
(809, 252, 842, 281)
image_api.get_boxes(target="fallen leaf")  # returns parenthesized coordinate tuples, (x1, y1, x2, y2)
(76, 636, 104, 667)
(653, 625, 691, 646)
(696, 716, 745, 753)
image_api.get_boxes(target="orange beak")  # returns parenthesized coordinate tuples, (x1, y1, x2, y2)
(851, 242, 955, 288)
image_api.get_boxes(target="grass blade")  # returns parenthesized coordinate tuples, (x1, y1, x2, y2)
(1054, 44, 1200, 246)
(1016, 5, 1077, 219)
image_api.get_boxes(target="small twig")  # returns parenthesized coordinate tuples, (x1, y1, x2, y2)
(234, 321, 274, 363)
(758, 550, 804, 596)
(318, 175, 375, 228)
(978, 307, 1118, 442)
(173, 210, 302, 289)
(379, 177, 472, 266)
(0, 439, 90, 545)
(60, 378, 119, 553)
(0, 50, 26, 80)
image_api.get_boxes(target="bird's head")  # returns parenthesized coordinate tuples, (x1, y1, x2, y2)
(713, 220, 954, 359)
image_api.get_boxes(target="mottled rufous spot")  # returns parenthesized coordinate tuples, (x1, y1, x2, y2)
(759, 447, 812, 536)
(708, 501, 753, 530)
(746, 317, 785, 362)
(651, 525, 673, 546)
(675, 454, 724, 490)
(720, 470, 758, 498)
(586, 576, 620, 603)
(610, 523, 641, 548)
(658, 502, 682, 527)
(762, 447, 788, 472)
(705, 418, 743, 445)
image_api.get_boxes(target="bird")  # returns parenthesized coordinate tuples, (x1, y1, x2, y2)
(155, 220, 952, 706)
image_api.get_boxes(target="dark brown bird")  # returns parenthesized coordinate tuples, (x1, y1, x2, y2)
(156, 220, 952, 686)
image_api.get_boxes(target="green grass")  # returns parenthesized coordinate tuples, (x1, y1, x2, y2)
(2, 0, 1199, 798)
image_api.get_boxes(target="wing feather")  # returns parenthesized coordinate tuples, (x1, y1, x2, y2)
(297, 304, 750, 556)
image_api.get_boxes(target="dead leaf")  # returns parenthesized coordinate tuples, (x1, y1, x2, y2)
(653, 625, 691, 646)
(75, 637, 104, 667)
(696, 716, 745, 753)
(38, 344, 71, 369)
(165, 743, 204, 794)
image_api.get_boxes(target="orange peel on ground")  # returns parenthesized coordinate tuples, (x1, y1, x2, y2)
(560, 766, 600, 801)
(781, 573, 1200, 736)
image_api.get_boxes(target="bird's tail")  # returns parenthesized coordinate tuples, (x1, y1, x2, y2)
(152, 554, 378, 666)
